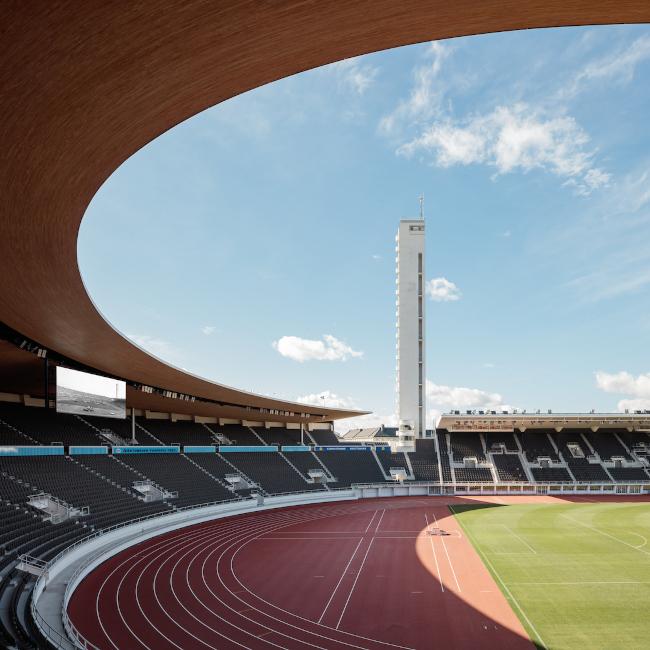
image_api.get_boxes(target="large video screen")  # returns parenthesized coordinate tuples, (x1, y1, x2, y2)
(56, 367, 126, 419)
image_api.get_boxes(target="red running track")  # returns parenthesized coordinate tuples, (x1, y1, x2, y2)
(68, 497, 536, 649)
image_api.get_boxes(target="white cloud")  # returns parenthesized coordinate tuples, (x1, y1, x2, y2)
(595, 371, 650, 412)
(201, 325, 216, 336)
(328, 56, 379, 95)
(305, 379, 512, 434)
(501, 230, 512, 238)
(126, 334, 182, 363)
(273, 334, 363, 362)
(426, 277, 461, 302)
(567, 34, 650, 97)
(372, 254, 382, 260)
(399, 104, 609, 195)
(379, 42, 449, 135)
(426, 379, 511, 412)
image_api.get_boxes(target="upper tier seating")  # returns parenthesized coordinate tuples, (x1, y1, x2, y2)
(116, 453, 235, 507)
(519, 430, 559, 462)
(436, 431, 453, 483)
(314, 450, 385, 487)
(582, 430, 631, 461)
(492, 454, 527, 482)
(223, 452, 318, 494)
(554, 431, 612, 482)
(136, 419, 215, 446)
(213, 425, 263, 446)
(310, 430, 340, 445)
(406, 439, 439, 482)
(448, 432, 485, 461)
(617, 430, 650, 454)
(375, 450, 410, 477)
(0, 403, 102, 446)
(484, 431, 519, 453)
(254, 427, 303, 446)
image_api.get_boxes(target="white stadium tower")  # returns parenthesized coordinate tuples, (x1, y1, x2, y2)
(395, 203, 426, 447)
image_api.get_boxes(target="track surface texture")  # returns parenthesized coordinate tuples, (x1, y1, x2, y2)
(68, 497, 534, 649)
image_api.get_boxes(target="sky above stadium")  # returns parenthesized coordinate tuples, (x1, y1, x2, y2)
(79, 25, 650, 430)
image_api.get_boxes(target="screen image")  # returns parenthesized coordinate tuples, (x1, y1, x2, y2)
(56, 367, 126, 419)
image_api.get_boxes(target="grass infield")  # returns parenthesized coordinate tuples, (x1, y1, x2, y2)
(450, 501, 650, 650)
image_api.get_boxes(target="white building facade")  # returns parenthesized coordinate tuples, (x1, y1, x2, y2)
(395, 218, 425, 443)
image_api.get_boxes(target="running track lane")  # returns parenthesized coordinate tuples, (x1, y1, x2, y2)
(68, 498, 534, 649)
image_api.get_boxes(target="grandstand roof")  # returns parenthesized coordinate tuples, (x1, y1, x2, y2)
(439, 413, 650, 431)
(1, 2, 648, 421)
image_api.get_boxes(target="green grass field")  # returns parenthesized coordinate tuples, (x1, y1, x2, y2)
(450, 501, 650, 650)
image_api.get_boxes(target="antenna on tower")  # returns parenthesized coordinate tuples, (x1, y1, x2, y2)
(419, 194, 424, 220)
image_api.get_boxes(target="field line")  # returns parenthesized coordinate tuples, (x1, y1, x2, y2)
(449, 505, 547, 649)
(335, 537, 375, 629)
(561, 514, 650, 557)
(500, 524, 537, 554)
(424, 514, 444, 592)
(318, 537, 363, 623)
(431, 511, 461, 592)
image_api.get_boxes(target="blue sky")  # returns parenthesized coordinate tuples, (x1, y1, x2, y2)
(78, 25, 650, 430)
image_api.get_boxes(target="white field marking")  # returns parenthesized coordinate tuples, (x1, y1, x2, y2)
(431, 511, 461, 592)
(561, 513, 650, 557)
(89, 502, 388, 650)
(364, 509, 378, 533)
(499, 525, 537, 554)
(335, 537, 376, 629)
(223, 509, 416, 650)
(375, 509, 386, 533)
(628, 531, 648, 549)
(449, 506, 547, 649)
(200, 510, 379, 650)
(318, 537, 364, 623)
(424, 514, 444, 593)
(154, 505, 370, 650)
(222, 505, 416, 650)
(507, 581, 648, 586)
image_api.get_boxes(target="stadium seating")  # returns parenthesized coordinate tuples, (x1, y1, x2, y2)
(310, 430, 341, 445)
(519, 430, 560, 462)
(407, 438, 439, 481)
(212, 424, 264, 446)
(436, 431, 454, 482)
(448, 432, 486, 461)
(223, 452, 319, 494)
(530, 466, 573, 482)
(484, 431, 519, 453)
(492, 454, 528, 481)
(454, 467, 493, 482)
(375, 449, 411, 477)
(254, 427, 304, 446)
(116, 453, 235, 507)
(583, 430, 631, 461)
(313, 450, 385, 486)
(135, 418, 216, 446)
(608, 467, 649, 481)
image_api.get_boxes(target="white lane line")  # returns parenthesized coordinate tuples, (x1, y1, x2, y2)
(364, 510, 378, 533)
(500, 525, 537, 554)
(432, 511, 461, 592)
(449, 506, 547, 649)
(424, 514, 444, 593)
(507, 581, 647, 586)
(318, 537, 364, 624)
(335, 537, 376, 630)
(375, 509, 386, 533)
(561, 513, 650, 557)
